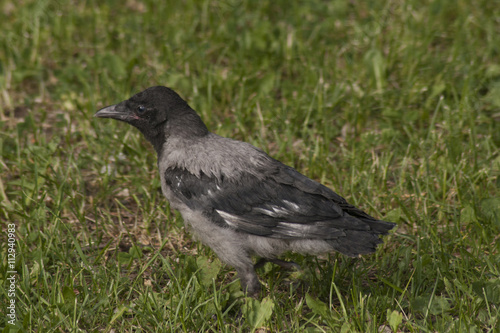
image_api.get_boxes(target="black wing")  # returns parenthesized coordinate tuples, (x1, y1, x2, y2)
(164, 164, 394, 241)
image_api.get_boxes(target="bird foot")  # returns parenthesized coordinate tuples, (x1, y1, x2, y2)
(254, 258, 301, 271)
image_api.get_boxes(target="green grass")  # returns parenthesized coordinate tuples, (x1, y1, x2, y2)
(1, 0, 499, 331)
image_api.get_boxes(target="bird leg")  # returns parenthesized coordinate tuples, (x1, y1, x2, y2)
(236, 266, 261, 296)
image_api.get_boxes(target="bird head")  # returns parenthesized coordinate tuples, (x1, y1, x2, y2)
(95, 86, 208, 153)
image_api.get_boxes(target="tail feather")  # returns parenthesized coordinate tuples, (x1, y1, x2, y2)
(328, 220, 396, 257)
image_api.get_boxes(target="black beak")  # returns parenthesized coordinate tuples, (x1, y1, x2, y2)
(94, 102, 131, 121)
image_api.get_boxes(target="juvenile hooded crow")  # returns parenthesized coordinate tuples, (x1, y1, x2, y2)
(95, 86, 396, 295)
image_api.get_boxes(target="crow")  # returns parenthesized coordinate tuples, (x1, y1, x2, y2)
(94, 86, 396, 295)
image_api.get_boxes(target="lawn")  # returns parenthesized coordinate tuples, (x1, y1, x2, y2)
(1, 0, 499, 331)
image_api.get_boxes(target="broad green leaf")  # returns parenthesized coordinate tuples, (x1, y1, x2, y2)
(472, 279, 500, 304)
(411, 295, 451, 315)
(460, 205, 477, 224)
(306, 293, 329, 318)
(196, 256, 221, 287)
(242, 296, 274, 330)
(387, 310, 403, 332)
(480, 197, 500, 227)
(62, 286, 76, 304)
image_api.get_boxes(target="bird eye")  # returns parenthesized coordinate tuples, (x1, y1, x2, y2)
(137, 105, 146, 113)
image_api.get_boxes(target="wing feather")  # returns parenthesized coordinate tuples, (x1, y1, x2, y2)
(164, 164, 393, 240)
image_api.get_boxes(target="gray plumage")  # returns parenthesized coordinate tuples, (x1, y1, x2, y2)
(94, 86, 396, 295)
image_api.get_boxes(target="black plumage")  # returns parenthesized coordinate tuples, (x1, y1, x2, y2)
(95, 86, 396, 295)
